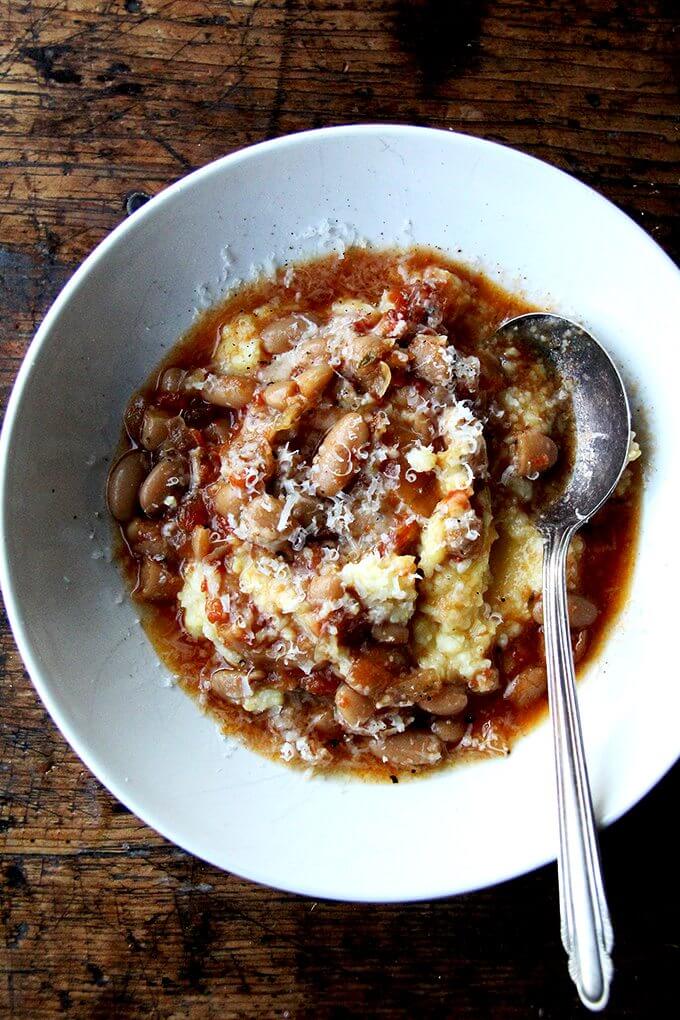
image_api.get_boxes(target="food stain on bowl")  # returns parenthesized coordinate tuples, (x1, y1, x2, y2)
(107, 246, 641, 778)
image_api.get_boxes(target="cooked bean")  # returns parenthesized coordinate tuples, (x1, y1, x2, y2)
(296, 364, 334, 401)
(417, 684, 468, 716)
(259, 336, 327, 383)
(431, 719, 466, 744)
(377, 668, 440, 708)
(204, 419, 233, 444)
(191, 525, 211, 559)
(312, 707, 343, 739)
(533, 594, 598, 629)
(140, 407, 171, 450)
(289, 494, 322, 531)
(367, 361, 392, 399)
(210, 667, 264, 702)
(504, 665, 547, 707)
(261, 313, 317, 354)
(346, 656, 393, 699)
(515, 429, 559, 477)
(239, 494, 291, 550)
(263, 379, 299, 409)
(124, 395, 146, 443)
(107, 450, 148, 522)
(160, 415, 199, 454)
(335, 683, 374, 728)
(204, 540, 232, 562)
(202, 374, 255, 409)
(210, 479, 245, 518)
(409, 332, 451, 386)
(158, 367, 186, 393)
(388, 348, 410, 370)
(342, 330, 392, 381)
(307, 573, 344, 606)
(567, 595, 598, 629)
(139, 457, 188, 515)
(467, 665, 500, 694)
(125, 517, 169, 558)
(311, 412, 369, 497)
(371, 731, 443, 767)
(136, 558, 181, 602)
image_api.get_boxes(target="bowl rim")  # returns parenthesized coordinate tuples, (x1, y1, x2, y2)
(1, 123, 679, 902)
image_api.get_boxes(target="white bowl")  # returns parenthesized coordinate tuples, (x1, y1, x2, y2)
(1, 125, 679, 902)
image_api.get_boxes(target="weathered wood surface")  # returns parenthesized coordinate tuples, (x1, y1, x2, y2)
(1, 1, 678, 1016)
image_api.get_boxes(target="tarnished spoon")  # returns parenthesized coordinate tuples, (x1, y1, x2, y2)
(494, 313, 632, 1012)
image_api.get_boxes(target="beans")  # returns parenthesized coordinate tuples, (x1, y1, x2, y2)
(442, 502, 481, 562)
(335, 683, 374, 729)
(263, 379, 299, 409)
(210, 667, 263, 702)
(311, 707, 343, 739)
(377, 668, 440, 708)
(504, 665, 547, 708)
(201, 374, 255, 409)
(140, 407, 171, 450)
(567, 595, 599, 629)
(158, 367, 186, 393)
(431, 719, 466, 744)
(346, 656, 393, 699)
(107, 450, 148, 522)
(342, 330, 391, 379)
(409, 332, 451, 386)
(467, 665, 500, 694)
(388, 348, 410, 370)
(261, 313, 317, 354)
(290, 494, 321, 531)
(307, 573, 344, 606)
(366, 361, 392, 399)
(125, 517, 169, 558)
(417, 684, 468, 716)
(311, 412, 369, 497)
(162, 415, 198, 453)
(296, 364, 334, 401)
(239, 494, 292, 550)
(124, 394, 146, 443)
(136, 558, 181, 602)
(515, 429, 559, 477)
(191, 525, 211, 559)
(533, 594, 598, 629)
(371, 731, 443, 767)
(259, 336, 327, 382)
(204, 419, 233, 444)
(210, 479, 245, 519)
(138, 457, 188, 515)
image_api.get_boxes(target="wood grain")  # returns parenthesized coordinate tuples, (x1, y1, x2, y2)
(1, 1, 678, 1016)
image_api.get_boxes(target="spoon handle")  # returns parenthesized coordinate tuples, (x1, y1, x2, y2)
(542, 525, 614, 1012)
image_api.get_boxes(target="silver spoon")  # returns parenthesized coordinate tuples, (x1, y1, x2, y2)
(494, 313, 632, 1012)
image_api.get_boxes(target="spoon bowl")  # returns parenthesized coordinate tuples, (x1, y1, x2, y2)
(493, 313, 632, 1012)
(495, 313, 632, 529)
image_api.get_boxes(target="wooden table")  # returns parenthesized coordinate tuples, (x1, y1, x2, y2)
(1, 2, 678, 1016)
